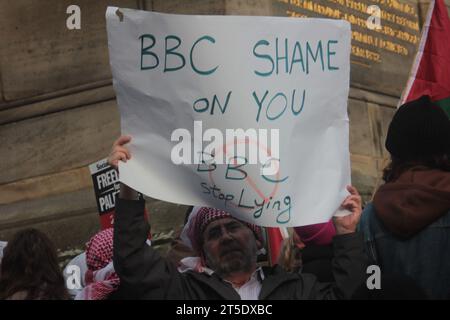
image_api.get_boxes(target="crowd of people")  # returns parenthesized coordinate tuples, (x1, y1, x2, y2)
(0, 95, 449, 300)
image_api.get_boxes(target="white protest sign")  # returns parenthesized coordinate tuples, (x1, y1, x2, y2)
(106, 7, 351, 227)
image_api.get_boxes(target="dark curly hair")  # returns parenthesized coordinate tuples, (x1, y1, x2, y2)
(0, 228, 69, 300)
(383, 154, 450, 183)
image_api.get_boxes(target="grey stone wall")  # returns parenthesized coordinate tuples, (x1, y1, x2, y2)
(1, 0, 449, 254)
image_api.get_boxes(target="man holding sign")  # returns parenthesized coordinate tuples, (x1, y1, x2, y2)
(106, 8, 367, 299)
(109, 136, 366, 300)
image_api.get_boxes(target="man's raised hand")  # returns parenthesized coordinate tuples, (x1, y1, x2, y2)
(108, 135, 132, 170)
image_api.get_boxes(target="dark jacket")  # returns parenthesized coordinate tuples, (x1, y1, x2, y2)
(114, 198, 368, 300)
(359, 167, 450, 299)
(360, 203, 450, 299)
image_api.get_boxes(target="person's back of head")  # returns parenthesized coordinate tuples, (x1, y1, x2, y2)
(85, 228, 114, 272)
(0, 228, 69, 300)
(383, 95, 450, 182)
(375, 95, 450, 237)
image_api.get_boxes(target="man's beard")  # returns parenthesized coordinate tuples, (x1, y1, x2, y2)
(204, 239, 258, 278)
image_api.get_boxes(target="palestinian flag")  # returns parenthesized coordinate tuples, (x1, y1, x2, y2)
(400, 0, 450, 117)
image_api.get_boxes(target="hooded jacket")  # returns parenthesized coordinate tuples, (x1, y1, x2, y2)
(373, 166, 450, 238)
(359, 167, 450, 299)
